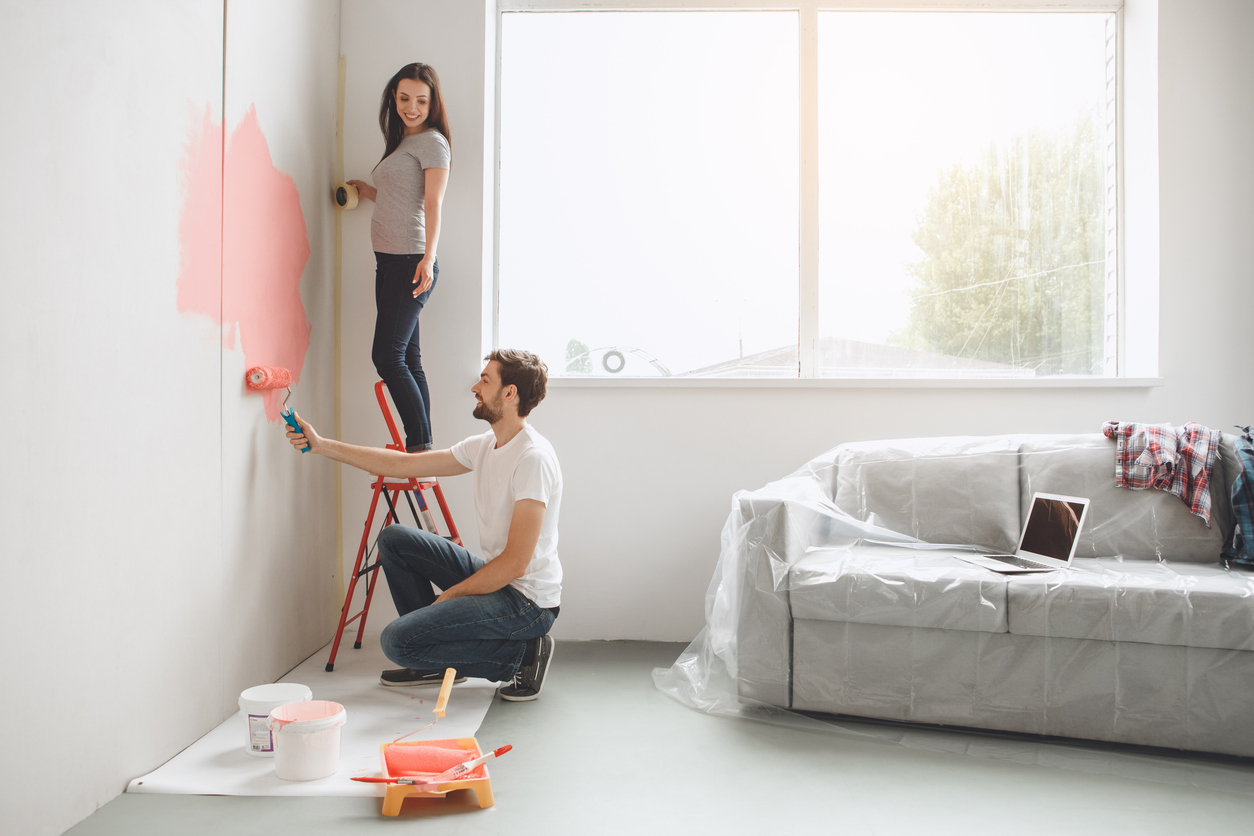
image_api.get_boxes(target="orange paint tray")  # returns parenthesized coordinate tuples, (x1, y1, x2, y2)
(376, 737, 494, 815)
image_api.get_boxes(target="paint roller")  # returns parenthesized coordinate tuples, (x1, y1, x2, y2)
(333, 183, 358, 210)
(245, 365, 308, 452)
(389, 668, 459, 745)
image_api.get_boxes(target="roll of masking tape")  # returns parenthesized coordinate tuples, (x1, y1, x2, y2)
(333, 182, 359, 210)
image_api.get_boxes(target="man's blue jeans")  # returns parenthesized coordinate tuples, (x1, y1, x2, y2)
(377, 524, 555, 682)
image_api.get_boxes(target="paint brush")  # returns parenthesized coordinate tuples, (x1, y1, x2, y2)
(430, 745, 511, 782)
(350, 745, 513, 786)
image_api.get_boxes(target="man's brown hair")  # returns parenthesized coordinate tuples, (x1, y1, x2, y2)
(486, 349, 548, 417)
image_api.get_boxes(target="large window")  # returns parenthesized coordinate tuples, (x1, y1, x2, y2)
(497, 5, 1119, 380)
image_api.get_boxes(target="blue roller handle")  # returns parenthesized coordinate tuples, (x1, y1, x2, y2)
(282, 406, 310, 453)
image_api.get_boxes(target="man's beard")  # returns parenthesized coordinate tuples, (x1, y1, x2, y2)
(473, 396, 504, 424)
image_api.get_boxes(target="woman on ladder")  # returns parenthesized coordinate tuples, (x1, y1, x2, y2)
(347, 63, 451, 452)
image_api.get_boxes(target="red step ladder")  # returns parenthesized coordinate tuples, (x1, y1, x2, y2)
(325, 381, 462, 672)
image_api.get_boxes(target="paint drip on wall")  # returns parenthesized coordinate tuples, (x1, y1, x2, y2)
(178, 104, 311, 421)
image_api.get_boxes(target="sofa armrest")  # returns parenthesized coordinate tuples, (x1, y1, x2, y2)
(735, 496, 793, 706)
(735, 495, 836, 707)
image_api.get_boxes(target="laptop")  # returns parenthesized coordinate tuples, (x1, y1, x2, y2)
(956, 492, 1090, 574)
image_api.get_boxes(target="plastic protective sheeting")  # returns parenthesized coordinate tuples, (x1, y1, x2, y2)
(654, 433, 1254, 789)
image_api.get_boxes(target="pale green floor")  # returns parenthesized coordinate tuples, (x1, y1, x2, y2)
(67, 642, 1254, 836)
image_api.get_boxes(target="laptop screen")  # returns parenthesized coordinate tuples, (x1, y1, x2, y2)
(1019, 496, 1086, 560)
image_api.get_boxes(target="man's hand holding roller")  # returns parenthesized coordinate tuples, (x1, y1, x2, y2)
(285, 413, 324, 455)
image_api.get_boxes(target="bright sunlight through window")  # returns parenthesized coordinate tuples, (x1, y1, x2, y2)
(818, 12, 1115, 379)
(498, 10, 1116, 379)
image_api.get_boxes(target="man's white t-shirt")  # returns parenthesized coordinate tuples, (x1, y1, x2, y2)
(450, 425, 562, 608)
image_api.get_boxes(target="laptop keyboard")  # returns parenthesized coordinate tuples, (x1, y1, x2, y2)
(989, 554, 1052, 570)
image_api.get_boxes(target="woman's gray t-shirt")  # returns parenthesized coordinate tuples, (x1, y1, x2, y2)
(370, 129, 450, 254)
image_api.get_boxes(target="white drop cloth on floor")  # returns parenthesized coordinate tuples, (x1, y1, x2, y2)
(127, 635, 498, 797)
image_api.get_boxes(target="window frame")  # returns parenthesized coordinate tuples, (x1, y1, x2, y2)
(493, 0, 1153, 387)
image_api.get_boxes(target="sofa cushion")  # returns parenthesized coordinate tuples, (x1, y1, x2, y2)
(1017, 434, 1226, 563)
(1006, 559, 1254, 651)
(789, 544, 1008, 633)
(833, 436, 1021, 552)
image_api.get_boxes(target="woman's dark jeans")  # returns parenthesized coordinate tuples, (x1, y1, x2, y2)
(372, 252, 437, 450)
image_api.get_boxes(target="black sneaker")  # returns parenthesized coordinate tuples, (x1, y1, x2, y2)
(499, 635, 554, 701)
(379, 668, 468, 687)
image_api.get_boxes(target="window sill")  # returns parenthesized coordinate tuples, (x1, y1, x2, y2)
(548, 376, 1165, 389)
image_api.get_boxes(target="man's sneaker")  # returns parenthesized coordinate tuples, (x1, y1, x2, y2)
(380, 668, 468, 687)
(499, 635, 555, 701)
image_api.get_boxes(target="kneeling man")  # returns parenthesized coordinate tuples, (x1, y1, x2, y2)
(286, 349, 561, 701)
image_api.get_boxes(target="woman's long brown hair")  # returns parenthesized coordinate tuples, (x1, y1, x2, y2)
(377, 63, 451, 163)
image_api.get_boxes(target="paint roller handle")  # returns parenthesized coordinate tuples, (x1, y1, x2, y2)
(433, 668, 456, 718)
(282, 407, 310, 453)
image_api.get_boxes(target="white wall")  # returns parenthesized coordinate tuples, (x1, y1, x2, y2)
(220, 0, 342, 707)
(340, 0, 1254, 642)
(0, 2, 339, 834)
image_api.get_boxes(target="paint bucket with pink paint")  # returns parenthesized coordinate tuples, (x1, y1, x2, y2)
(268, 700, 347, 781)
(239, 683, 312, 758)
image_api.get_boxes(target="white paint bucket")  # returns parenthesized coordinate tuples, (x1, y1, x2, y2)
(268, 700, 347, 782)
(238, 683, 312, 758)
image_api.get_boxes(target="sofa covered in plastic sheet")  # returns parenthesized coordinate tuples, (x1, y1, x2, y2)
(734, 433, 1254, 757)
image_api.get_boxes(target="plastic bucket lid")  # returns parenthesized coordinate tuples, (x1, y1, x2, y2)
(239, 683, 312, 713)
(269, 700, 347, 734)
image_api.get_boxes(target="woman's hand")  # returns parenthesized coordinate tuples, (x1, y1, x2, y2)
(286, 412, 323, 454)
(346, 179, 376, 202)
(413, 256, 435, 297)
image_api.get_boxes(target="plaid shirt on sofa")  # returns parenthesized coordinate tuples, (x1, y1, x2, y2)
(1102, 420, 1221, 527)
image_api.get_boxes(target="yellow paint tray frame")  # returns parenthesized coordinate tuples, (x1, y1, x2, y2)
(377, 737, 494, 815)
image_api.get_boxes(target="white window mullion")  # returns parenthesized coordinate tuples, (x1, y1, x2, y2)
(1103, 11, 1119, 376)
(798, 3, 820, 378)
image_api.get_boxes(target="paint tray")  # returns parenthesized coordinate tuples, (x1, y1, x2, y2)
(377, 737, 494, 814)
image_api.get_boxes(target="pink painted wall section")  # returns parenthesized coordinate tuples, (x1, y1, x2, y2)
(177, 104, 312, 421)
(223, 106, 312, 420)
